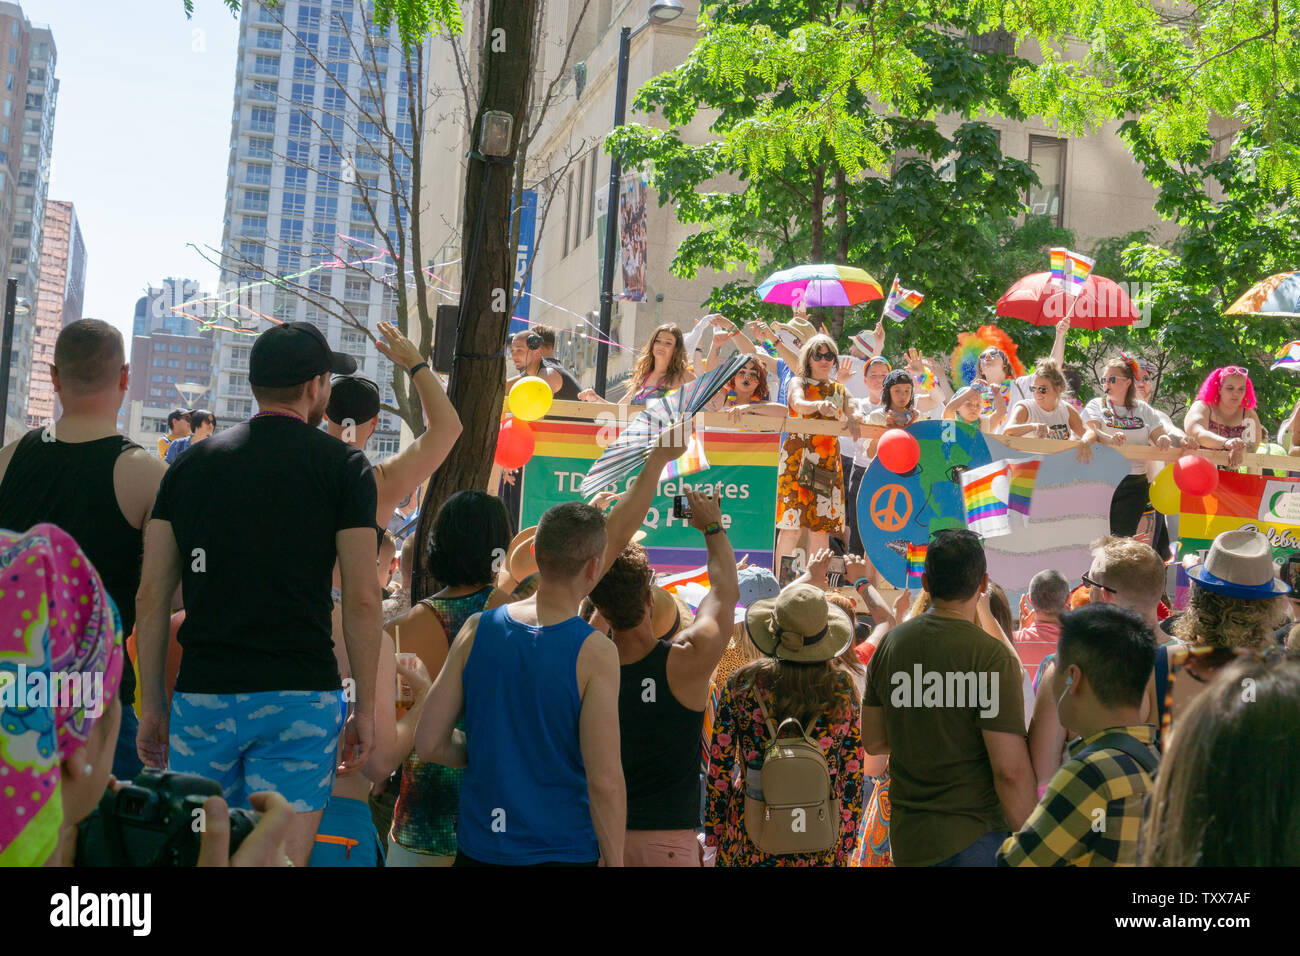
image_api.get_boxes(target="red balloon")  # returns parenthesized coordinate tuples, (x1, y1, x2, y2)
(1172, 454, 1218, 497)
(495, 418, 535, 469)
(877, 429, 920, 474)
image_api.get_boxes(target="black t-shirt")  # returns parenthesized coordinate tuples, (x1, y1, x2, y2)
(151, 416, 377, 694)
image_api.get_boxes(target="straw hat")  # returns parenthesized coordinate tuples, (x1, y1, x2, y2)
(829, 585, 870, 615)
(772, 317, 818, 345)
(651, 586, 695, 641)
(1186, 530, 1291, 599)
(745, 583, 853, 663)
(506, 531, 538, 584)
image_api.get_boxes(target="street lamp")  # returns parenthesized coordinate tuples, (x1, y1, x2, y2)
(0, 280, 31, 439)
(593, 0, 684, 397)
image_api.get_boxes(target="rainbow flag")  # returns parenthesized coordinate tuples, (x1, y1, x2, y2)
(661, 433, 710, 480)
(1049, 247, 1095, 295)
(960, 461, 1011, 537)
(906, 542, 927, 581)
(1271, 340, 1300, 372)
(1007, 459, 1041, 515)
(882, 275, 924, 323)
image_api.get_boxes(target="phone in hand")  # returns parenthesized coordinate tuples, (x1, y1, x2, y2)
(829, 555, 846, 576)
(1284, 552, 1300, 591)
(673, 494, 692, 520)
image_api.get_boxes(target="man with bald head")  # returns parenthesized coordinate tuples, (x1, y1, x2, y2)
(0, 318, 168, 780)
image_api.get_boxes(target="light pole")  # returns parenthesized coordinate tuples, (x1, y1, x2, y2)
(0, 279, 31, 442)
(594, 0, 683, 397)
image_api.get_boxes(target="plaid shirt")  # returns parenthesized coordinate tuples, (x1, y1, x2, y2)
(997, 724, 1157, 867)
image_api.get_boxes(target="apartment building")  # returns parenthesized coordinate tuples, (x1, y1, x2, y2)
(25, 198, 83, 427)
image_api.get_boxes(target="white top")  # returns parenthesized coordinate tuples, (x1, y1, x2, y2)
(837, 358, 875, 459)
(852, 398, 886, 467)
(1083, 397, 1162, 475)
(1011, 398, 1073, 440)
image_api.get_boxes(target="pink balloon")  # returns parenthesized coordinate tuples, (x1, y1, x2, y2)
(1172, 454, 1218, 497)
(877, 429, 920, 474)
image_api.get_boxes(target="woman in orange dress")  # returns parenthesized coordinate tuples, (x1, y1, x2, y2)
(775, 333, 855, 574)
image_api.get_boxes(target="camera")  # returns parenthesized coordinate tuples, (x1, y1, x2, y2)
(75, 768, 256, 867)
(673, 494, 692, 519)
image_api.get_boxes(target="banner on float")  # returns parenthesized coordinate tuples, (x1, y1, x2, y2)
(1175, 471, 1300, 562)
(856, 420, 1129, 605)
(520, 420, 780, 571)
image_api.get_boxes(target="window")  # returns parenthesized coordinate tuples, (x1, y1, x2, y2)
(31, 43, 48, 62)
(22, 117, 38, 135)
(282, 191, 307, 216)
(244, 163, 271, 185)
(24, 92, 42, 110)
(1, 127, 8, 145)
(249, 107, 275, 133)
(290, 82, 315, 105)
(5, 72, 11, 90)
(27, 67, 44, 84)
(314, 195, 338, 221)
(229, 346, 250, 370)
(587, 148, 598, 237)
(280, 218, 304, 242)
(168, 360, 181, 368)
(292, 55, 315, 80)
(284, 166, 308, 189)
(9, 247, 24, 264)
(170, 345, 183, 353)
(2, 100, 9, 118)
(226, 399, 252, 419)
(247, 136, 273, 158)
(252, 55, 279, 76)
(340, 329, 367, 355)
(344, 277, 369, 301)
(11, 222, 27, 238)
(241, 189, 270, 211)
(250, 80, 277, 102)
(187, 345, 199, 354)
(255, 29, 281, 50)
(227, 372, 251, 396)
(1027, 135, 1067, 227)
(573, 154, 586, 249)
(563, 171, 574, 256)
(152, 373, 164, 383)
(150, 388, 163, 398)
(323, 87, 346, 112)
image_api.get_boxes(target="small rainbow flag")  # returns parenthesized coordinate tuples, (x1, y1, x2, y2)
(906, 542, 927, 581)
(1271, 340, 1300, 372)
(1049, 247, 1095, 296)
(882, 275, 925, 323)
(912, 365, 936, 391)
(960, 461, 1011, 538)
(1007, 459, 1041, 516)
(661, 433, 710, 480)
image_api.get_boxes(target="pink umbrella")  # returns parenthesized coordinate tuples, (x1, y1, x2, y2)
(996, 272, 1139, 330)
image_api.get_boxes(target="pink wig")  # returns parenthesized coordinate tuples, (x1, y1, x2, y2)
(1196, 366, 1256, 409)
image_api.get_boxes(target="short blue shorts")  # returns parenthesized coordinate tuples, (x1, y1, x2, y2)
(169, 689, 344, 812)
(308, 796, 384, 867)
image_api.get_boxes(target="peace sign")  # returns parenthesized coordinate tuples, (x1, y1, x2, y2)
(869, 484, 913, 532)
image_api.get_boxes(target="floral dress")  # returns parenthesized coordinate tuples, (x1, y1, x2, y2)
(776, 378, 847, 534)
(705, 670, 865, 866)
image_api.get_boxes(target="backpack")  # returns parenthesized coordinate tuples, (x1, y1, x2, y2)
(1072, 731, 1160, 777)
(743, 690, 840, 856)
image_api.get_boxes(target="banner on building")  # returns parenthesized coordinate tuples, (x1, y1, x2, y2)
(617, 171, 648, 302)
(509, 188, 538, 334)
(521, 420, 780, 571)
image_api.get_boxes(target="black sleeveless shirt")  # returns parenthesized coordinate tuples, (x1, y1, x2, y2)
(619, 640, 706, 830)
(0, 429, 144, 703)
(542, 358, 582, 402)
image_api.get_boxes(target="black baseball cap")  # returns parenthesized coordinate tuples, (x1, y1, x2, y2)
(326, 374, 381, 424)
(249, 321, 356, 387)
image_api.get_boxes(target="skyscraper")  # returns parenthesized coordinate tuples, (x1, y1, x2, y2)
(211, 0, 416, 453)
(25, 198, 83, 427)
(0, 2, 56, 439)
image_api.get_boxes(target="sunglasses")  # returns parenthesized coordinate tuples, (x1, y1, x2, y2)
(1103, 375, 1129, 385)
(1222, 366, 1247, 376)
(811, 350, 836, 362)
(1031, 385, 1050, 395)
(1082, 573, 1116, 594)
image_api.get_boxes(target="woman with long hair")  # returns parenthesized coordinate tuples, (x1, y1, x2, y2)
(704, 354, 786, 424)
(705, 584, 865, 866)
(380, 491, 513, 866)
(1141, 653, 1300, 866)
(1184, 366, 1262, 468)
(579, 323, 695, 408)
(1081, 355, 1174, 541)
(775, 334, 860, 574)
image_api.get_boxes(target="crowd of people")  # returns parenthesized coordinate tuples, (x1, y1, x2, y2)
(1, 308, 1297, 869)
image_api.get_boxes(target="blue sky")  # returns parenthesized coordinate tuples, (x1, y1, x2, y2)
(25, 0, 242, 341)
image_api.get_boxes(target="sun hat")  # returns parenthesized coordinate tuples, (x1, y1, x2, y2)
(1186, 530, 1291, 599)
(745, 583, 853, 663)
(772, 317, 818, 345)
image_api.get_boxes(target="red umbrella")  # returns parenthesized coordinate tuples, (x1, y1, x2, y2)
(996, 272, 1139, 330)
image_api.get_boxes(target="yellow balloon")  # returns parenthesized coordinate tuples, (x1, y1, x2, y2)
(508, 376, 554, 421)
(1150, 464, 1180, 515)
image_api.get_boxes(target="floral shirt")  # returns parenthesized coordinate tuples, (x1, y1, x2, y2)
(705, 669, 865, 866)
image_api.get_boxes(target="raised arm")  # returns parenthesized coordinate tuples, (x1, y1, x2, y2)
(1049, 316, 1069, 368)
(600, 431, 688, 574)
(372, 321, 463, 518)
(669, 491, 740, 695)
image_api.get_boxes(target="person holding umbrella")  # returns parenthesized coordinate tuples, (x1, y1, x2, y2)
(1183, 366, 1262, 468)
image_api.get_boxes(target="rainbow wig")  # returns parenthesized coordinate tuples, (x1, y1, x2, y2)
(1197, 366, 1257, 409)
(949, 325, 1025, 389)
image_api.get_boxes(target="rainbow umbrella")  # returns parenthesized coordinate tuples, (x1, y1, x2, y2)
(1226, 271, 1300, 318)
(1270, 340, 1300, 373)
(756, 263, 883, 308)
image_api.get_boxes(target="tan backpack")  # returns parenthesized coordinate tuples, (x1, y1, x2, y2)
(743, 691, 840, 855)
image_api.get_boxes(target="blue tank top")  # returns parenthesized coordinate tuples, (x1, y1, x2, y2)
(456, 605, 600, 864)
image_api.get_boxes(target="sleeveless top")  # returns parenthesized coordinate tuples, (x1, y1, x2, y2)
(1012, 399, 1072, 440)
(457, 605, 599, 864)
(0, 429, 143, 704)
(1204, 416, 1248, 441)
(390, 585, 494, 856)
(630, 379, 673, 407)
(542, 358, 582, 402)
(619, 640, 706, 831)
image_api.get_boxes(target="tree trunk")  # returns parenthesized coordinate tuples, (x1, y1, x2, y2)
(810, 163, 825, 262)
(413, 0, 539, 602)
(831, 163, 849, 340)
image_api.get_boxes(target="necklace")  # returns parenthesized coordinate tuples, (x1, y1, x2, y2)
(253, 409, 306, 423)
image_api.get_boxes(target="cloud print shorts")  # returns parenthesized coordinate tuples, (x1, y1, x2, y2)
(168, 690, 345, 812)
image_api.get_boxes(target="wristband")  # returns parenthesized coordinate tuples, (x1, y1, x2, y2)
(852, 577, 871, 591)
(408, 361, 429, 377)
(703, 522, 724, 536)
